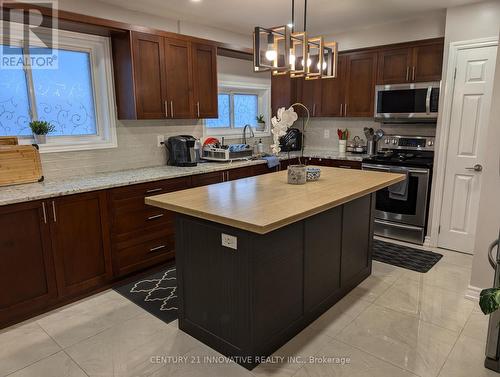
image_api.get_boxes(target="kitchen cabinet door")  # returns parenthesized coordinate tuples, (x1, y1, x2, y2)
(0, 201, 57, 326)
(321, 54, 346, 116)
(297, 78, 322, 117)
(131, 32, 167, 119)
(164, 38, 194, 119)
(49, 192, 112, 298)
(377, 47, 413, 84)
(344, 51, 378, 117)
(191, 171, 225, 187)
(412, 42, 444, 82)
(271, 74, 296, 116)
(192, 43, 218, 118)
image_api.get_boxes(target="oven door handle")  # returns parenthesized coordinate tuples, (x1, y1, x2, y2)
(426, 86, 432, 114)
(362, 164, 429, 175)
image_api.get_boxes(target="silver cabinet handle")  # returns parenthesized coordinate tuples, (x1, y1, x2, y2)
(52, 201, 57, 223)
(465, 164, 483, 172)
(338, 165, 352, 169)
(197, 101, 200, 118)
(412, 66, 416, 81)
(149, 245, 166, 253)
(42, 202, 47, 224)
(170, 100, 174, 118)
(344, 103, 347, 117)
(340, 103, 343, 116)
(226, 171, 230, 181)
(313, 103, 316, 116)
(406, 66, 410, 81)
(488, 239, 499, 268)
(146, 188, 163, 194)
(147, 214, 164, 221)
(164, 100, 168, 118)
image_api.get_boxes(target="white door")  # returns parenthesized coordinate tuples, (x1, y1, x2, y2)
(439, 44, 498, 253)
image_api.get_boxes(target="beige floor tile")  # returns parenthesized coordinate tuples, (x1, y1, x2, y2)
(65, 313, 200, 377)
(402, 262, 471, 294)
(292, 339, 418, 377)
(374, 276, 474, 332)
(0, 322, 61, 377)
(336, 304, 459, 377)
(462, 311, 490, 342)
(371, 261, 405, 284)
(37, 290, 144, 348)
(149, 344, 253, 377)
(438, 334, 497, 377)
(6, 351, 87, 377)
(344, 275, 392, 303)
(309, 295, 371, 337)
(252, 326, 333, 377)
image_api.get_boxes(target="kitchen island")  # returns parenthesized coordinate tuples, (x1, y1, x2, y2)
(146, 167, 404, 368)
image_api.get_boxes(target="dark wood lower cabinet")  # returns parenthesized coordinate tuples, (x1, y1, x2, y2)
(49, 191, 113, 298)
(0, 201, 57, 326)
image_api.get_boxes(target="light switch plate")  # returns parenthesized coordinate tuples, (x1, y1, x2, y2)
(221, 233, 237, 250)
(157, 135, 165, 147)
(324, 129, 330, 139)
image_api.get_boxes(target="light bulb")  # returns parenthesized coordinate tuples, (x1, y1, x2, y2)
(307, 58, 312, 67)
(265, 49, 277, 61)
(317, 61, 327, 70)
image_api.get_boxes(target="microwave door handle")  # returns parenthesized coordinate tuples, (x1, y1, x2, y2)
(426, 86, 432, 114)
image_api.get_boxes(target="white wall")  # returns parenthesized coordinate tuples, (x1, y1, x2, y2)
(470, 36, 500, 290)
(428, 0, 500, 248)
(329, 10, 446, 51)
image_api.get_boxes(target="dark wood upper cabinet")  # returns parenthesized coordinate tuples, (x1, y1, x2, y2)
(412, 41, 444, 82)
(164, 38, 194, 119)
(112, 31, 218, 120)
(377, 48, 413, 84)
(192, 43, 218, 118)
(130, 32, 167, 119)
(321, 54, 346, 117)
(377, 39, 444, 84)
(0, 201, 57, 325)
(271, 74, 296, 116)
(344, 51, 378, 117)
(297, 78, 322, 117)
(49, 192, 112, 298)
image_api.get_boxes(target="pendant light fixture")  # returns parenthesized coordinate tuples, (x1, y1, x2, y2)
(253, 0, 338, 79)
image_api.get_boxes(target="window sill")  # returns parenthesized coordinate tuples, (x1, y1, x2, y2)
(19, 138, 118, 153)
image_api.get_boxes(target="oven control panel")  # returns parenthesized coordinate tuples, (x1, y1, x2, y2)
(380, 135, 435, 151)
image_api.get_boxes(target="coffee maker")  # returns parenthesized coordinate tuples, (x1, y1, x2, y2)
(166, 135, 198, 167)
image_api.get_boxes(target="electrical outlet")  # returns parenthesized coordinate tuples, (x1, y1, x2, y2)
(324, 129, 330, 139)
(157, 135, 165, 147)
(221, 233, 237, 250)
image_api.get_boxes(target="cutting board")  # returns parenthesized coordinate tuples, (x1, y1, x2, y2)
(0, 136, 18, 145)
(0, 144, 44, 187)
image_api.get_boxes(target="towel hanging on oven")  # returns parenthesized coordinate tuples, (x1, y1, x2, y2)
(388, 167, 409, 201)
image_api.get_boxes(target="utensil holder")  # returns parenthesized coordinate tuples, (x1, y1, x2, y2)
(338, 140, 347, 156)
(367, 140, 377, 156)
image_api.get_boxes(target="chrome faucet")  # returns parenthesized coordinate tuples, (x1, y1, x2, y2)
(242, 124, 255, 145)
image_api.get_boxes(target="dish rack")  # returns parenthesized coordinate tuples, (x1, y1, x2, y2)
(202, 144, 253, 161)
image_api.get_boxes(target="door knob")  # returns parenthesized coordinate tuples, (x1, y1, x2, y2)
(465, 164, 483, 172)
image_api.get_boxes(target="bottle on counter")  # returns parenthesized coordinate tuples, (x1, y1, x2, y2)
(257, 139, 264, 154)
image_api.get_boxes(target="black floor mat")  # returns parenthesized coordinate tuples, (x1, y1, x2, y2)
(372, 239, 443, 273)
(114, 265, 177, 324)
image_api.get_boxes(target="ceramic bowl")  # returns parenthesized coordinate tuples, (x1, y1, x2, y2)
(306, 167, 321, 181)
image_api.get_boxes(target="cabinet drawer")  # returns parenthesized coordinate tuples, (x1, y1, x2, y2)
(110, 177, 191, 211)
(332, 160, 362, 169)
(227, 166, 254, 180)
(191, 171, 224, 187)
(112, 206, 172, 235)
(117, 234, 175, 276)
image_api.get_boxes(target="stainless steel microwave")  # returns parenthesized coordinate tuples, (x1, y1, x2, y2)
(374, 82, 440, 122)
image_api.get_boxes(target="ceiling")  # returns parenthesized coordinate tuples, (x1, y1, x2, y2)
(97, 0, 484, 36)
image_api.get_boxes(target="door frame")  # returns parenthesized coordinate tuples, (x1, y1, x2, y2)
(427, 37, 498, 249)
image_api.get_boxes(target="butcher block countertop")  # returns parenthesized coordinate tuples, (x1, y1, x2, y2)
(146, 167, 405, 234)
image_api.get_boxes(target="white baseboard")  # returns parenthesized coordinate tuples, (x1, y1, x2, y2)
(423, 236, 433, 248)
(465, 285, 482, 302)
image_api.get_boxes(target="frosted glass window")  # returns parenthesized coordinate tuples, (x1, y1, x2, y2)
(0, 46, 32, 136)
(31, 48, 97, 136)
(234, 94, 258, 128)
(205, 94, 230, 128)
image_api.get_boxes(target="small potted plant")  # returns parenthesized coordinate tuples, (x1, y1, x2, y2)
(256, 114, 266, 131)
(29, 120, 55, 144)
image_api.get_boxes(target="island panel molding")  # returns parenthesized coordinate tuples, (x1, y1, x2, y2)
(145, 167, 404, 234)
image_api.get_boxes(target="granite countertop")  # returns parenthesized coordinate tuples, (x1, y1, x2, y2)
(146, 167, 404, 234)
(0, 150, 367, 206)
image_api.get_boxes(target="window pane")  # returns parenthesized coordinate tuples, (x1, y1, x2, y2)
(31, 48, 97, 136)
(205, 94, 230, 128)
(234, 94, 258, 128)
(0, 46, 32, 136)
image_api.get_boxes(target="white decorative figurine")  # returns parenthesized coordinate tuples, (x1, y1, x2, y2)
(270, 106, 299, 154)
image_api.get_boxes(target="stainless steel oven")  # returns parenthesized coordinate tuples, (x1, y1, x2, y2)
(374, 82, 440, 122)
(362, 164, 431, 244)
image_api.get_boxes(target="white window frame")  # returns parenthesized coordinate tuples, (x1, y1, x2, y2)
(204, 81, 271, 138)
(2, 23, 117, 153)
